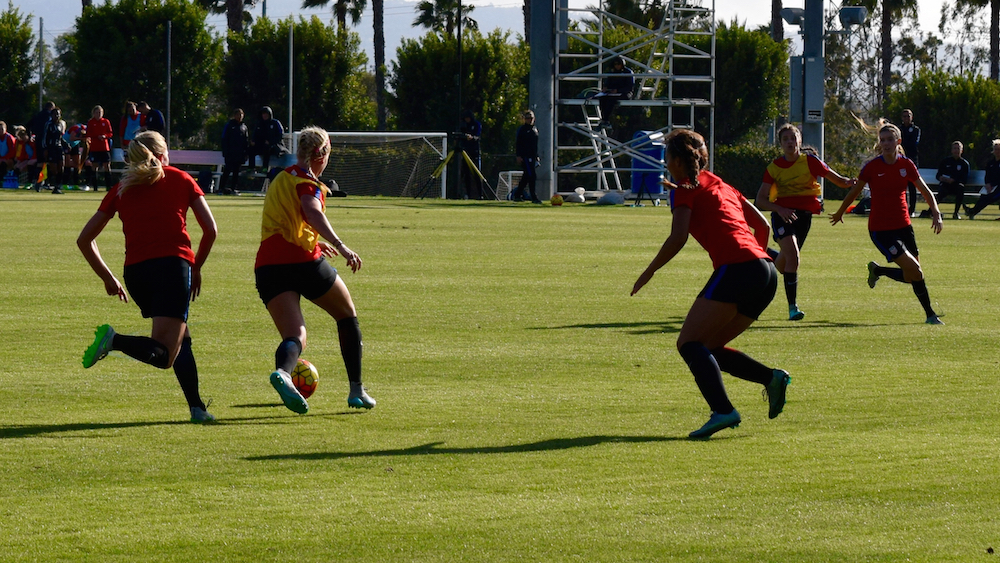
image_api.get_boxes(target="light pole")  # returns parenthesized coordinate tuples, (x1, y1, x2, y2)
(782, 3, 866, 194)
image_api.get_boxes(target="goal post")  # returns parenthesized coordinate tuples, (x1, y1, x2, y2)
(288, 131, 448, 197)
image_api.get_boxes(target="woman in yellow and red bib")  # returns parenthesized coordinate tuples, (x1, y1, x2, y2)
(755, 124, 856, 321)
(254, 126, 373, 414)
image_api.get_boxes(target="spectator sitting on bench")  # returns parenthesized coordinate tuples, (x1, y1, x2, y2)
(927, 140, 970, 220)
(963, 139, 1000, 220)
(249, 106, 288, 173)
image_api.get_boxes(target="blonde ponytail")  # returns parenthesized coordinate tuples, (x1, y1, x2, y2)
(119, 131, 167, 193)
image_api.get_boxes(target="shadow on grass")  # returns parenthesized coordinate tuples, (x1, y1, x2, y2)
(245, 434, 688, 462)
(537, 317, 901, 335)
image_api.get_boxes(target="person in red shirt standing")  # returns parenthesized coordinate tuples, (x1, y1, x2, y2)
(254, 126, 372, 414)
(77, 130, 219, 423)
(84, 105, 115, 191)
(830, 122, 944, 325)
(0, 121, 16, 178)
(631, 129, 790, 439)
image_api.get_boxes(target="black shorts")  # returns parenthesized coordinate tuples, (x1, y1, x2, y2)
(870, 226, 919, 262)
(771, 210, 813, 248)
(46, 148, 64, 163)
(89, 151, 110, 164)
(698, 258, 777, 320)
(123, 256, 192, 321)
(255, 258, 338, 306)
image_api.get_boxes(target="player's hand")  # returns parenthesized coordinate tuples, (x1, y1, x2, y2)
(338, 244, 362, 273)
(930, 210, 943, 234)
(829, 211, 844, 225)
(631, 269, 653, 296)
(660, 179, 678, 190)
(104, 275, 128, 303)
(776, 206, 797, 222)
(190, 265, 202, 301)
(843, 178, 858, 189)
(318, 241, 339, 258)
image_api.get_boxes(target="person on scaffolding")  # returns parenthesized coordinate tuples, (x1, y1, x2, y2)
(598, 56, 634, 130)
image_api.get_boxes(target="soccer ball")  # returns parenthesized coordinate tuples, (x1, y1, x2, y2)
(291, 359, 319, 398)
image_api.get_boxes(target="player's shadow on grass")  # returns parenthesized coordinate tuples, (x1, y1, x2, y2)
(0, 413, 344, 439)
(245, 435, 686, 462)
(537, 318, 686, 335)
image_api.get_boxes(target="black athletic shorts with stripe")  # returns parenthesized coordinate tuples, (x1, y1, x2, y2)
(869, 226, 919, 263)
(697, 257, 778, 320)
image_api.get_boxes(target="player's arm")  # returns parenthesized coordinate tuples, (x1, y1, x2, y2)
(741, 196, 771, 251)
(754, 181, 796, 221)
(77, 210, 127, 302)
(300, 193, 362, 273)
(914, 177, 944, 234)
(822, 169, 857, 189)
(189, 196, 218, 301)
(829, 181, 867, 225)
(631, 206, 690, 296)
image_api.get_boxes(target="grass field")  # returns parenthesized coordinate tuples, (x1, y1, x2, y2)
(1, 190, 998, 562)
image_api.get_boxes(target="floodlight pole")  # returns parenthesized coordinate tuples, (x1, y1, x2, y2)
(800, 0, 824, 163)
(528, 0, 555, 199)
(453, 0, 464, 199)
(38, 18, 43, 110)
(166, 21, 172, 145)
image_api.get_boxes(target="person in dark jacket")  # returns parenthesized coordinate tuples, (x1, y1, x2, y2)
(137, 101, 166, 134)
(512, 110, 540, 203)
(599, 57, 634, 129)
(933, 141, 970, 220)
(459, 110, 483, 200)
(27, 101, 56, 166)
(900, 109, 921, 217)
(218, 108, 249, 195)
(249, 106, 288, 172)
(963, 139, 1000, 219)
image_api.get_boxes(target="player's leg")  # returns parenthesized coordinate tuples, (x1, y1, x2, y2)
(891, 250, 940, 323)
(310, 277, 375, 409)
(264, 291, 310, 413)
(677, 299, 742, 437)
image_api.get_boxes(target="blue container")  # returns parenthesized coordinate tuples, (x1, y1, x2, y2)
(630, 130, 665, 195)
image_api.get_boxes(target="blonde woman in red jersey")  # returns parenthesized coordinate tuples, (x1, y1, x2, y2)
(77, 130, 219, 422)
(830, 122, 944, 324)
(756, 124, 856, 321)
(253, 126, 372, 415)
(632, 129, 790, 439)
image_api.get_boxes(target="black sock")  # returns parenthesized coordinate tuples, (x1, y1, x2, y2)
(678, 342, 734, 414)
(875, 265, 906, 282)
(275, 337, 302, 374)
(103, 170, 112, 190)
(86, 167, 96, 187)
(112, 334, 170, 369)
(783, 272, 798, 307)
(912, 279, 936, 317)
(711, 347, 773, 385)
(337, 317, 363, 384)
(172, 337, 205, 410)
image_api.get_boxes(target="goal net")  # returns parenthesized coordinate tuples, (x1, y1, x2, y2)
(289, 132, 448, 197)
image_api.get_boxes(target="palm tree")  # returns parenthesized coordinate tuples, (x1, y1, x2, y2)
(301, 0, 367, 34)
(771, 0, 783, 41)
(194, 0, 257, 33)
(301, 0, 387, 129)
(855, 0, 918, 106)
(413, 0, 477, 37)
(956, 0, 1000, 80)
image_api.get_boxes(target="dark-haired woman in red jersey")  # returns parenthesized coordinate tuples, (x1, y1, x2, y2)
(632, 129, 790, 439)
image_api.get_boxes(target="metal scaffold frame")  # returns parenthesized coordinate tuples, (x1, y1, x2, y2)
(553, 0, 716, 192)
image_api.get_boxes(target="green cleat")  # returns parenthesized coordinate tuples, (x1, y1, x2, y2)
(764, 369, 791, 419)
(688, 410, 741, 439)
(190, 407, 216, 423)
(788, 306, 805, 321)
(82, 324, 116, 368)
(270, 369, 309, 414)
(867, 261, 879, 289)
(925, 315, 945, 325)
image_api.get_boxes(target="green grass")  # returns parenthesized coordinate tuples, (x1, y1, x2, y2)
(2, 190, 998, 562)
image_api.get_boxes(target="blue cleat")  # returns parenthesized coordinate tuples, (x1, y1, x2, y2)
(788, 306, 805, 321)
(925, 315, 945, 325)
(82, 324, 116, 368)
(348, 384, 376, 409)
(270, 369, 309, 414)
(688, 409, 741, 439)
(765, 369, 791, 419)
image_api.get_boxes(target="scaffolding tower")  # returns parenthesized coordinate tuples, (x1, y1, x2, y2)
(554, 0, 716, 193)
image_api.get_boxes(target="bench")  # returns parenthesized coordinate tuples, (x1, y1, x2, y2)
(918, 168, 987, 198)
(111, 149, 292, 192)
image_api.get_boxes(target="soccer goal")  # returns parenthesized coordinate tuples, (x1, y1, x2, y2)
(288, 131, 448, 197)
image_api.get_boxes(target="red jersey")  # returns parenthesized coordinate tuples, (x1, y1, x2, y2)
(669, 170, 770, 270)
(97, 166, 204, 266)
(254, 165, 326, 268)
(86, 117, 114, 152)
(0, 132, 15, 161)
(858, 155, 917, 231)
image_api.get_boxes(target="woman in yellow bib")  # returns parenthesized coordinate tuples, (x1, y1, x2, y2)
(755, 124, 856, 321)
(254, 126, 374, 413)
